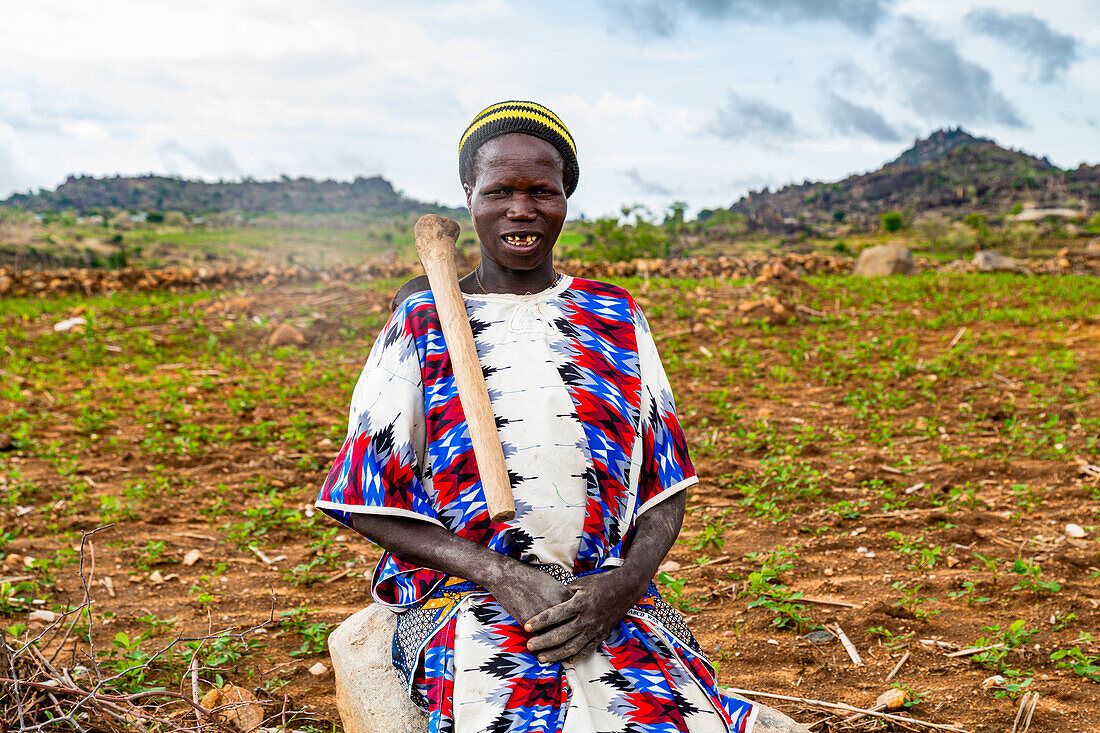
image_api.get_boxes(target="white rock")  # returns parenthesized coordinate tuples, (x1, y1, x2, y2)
(27, 610, 59, 625)
(1065, 523, 1087, 539)
(309, 662, 328, 676)
(982, 674, 1006, 690)
(658, 560, 682, 572)
(182, 549, 203, 566)
(328, 605, 428, 733)
(53, 317, 86, 332)
(853, 245, 914, 277)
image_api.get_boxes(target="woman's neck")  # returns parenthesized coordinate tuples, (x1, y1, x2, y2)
(463, 255, 558, 295)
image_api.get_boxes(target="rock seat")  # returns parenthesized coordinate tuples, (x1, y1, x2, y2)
(328, 605, 809, 733)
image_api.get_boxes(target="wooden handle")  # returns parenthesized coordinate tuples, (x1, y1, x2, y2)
(414, 215, 515, 522)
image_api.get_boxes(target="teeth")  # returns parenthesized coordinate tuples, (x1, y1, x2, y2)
(505, 235, 538, 244)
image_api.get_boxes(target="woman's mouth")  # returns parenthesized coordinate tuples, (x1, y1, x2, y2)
(502, 234, 541, 251)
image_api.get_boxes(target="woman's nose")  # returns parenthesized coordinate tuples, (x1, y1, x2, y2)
(506, 194, 537, 219)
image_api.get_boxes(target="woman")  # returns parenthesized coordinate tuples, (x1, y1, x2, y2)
(316, 101, 758, 733)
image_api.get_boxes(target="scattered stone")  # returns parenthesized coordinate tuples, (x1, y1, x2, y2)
(0, 433, 13, 452)
(974, 250, 1027, 273)
(737, 296, 794, 325)
(148, 570, 166, 584)
(221, 296, 254, 315)
(53, 316, 86, 333)
(309, 662, 329, 676)
(754, 262, 804, 287)
(27, 610, 60, 626)
(875, 687, 908, 710)
(853, 244, 914, 277)
(982, 674, 1006, 690)
(267, 323, 307, 347)
(1065, 523, 1087, 539)
(658, 560, 682, 573)
(182, 549, 203, 566)
(200, 684, 264, 732)
(802, 629, 836, 644)
(0, 274, 12, 295)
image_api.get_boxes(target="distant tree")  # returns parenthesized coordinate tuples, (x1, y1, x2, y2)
(880, 210, 905, 232)
(963, 213, 990, 248)
(1087, 212, 1100, 234)
(663, 201, 688, 255)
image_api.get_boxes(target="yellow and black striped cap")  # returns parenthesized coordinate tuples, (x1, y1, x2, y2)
(459, 100, 579, 197)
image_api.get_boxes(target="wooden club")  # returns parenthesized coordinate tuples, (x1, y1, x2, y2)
(414, 214, 515, 522)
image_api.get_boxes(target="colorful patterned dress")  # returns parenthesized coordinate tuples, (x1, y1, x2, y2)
(316, 276, 758, 733)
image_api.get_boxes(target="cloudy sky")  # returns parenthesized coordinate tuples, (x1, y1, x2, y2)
(1, 0, 1097, 217)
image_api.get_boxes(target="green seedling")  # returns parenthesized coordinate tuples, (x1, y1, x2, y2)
(1010, 558, 1061, 594)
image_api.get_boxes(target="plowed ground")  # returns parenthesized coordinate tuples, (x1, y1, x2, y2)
(2, 271, 1099, 731)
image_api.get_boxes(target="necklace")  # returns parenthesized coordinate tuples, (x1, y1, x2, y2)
(475, 266, 561, 295)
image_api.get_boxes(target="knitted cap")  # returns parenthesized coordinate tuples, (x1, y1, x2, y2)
(459, 100, 579, 197)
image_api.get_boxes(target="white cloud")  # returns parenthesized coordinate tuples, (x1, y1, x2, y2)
(60, 121, 113, 143)
(0, 0, 1095, 217)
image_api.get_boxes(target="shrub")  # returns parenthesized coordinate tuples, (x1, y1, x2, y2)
(881, 211, 905, 232)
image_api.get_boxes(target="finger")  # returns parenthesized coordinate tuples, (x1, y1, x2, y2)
(538, 633, 592, 664)
(527, 619, 582, 652)
(524, 596, 578, 633)
(568, 637, 603, 662)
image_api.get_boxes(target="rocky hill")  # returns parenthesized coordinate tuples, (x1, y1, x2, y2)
(728, 128, 1100, 232)
(2, 174, 465, 217)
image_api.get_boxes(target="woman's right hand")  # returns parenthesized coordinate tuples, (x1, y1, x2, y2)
(488, 559, 575, 627)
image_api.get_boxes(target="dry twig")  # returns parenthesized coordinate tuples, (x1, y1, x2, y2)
(0, 526, 295, 733)
(831, 624, 863, 666)
(885, 649, 910, 682)
(725, 687, 969, 733)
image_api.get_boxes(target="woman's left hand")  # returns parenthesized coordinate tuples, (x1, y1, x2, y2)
(526, 492, 687, 664)
(523, 566, 648, 663)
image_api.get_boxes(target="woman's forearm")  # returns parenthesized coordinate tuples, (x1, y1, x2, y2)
(348, 513, 518, 589)
(349, 512, 576, 625)
(618, 491, 686, 589)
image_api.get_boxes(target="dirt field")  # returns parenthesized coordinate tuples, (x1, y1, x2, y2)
(2, 270, 1098, 731)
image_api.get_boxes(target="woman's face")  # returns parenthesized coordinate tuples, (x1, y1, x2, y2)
(465, 133, 567, 271)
